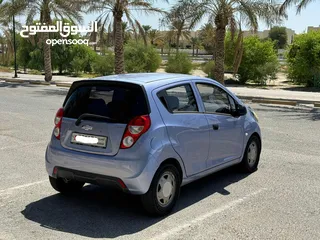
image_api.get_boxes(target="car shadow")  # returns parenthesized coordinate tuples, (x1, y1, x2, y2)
(21, 167, 250, 238)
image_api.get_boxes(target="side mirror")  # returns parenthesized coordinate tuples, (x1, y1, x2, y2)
(232, 104, 247, 117)
(237, 105, 247, 116)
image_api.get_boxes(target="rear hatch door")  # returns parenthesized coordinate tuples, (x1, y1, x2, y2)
(59, 81, 149, 156)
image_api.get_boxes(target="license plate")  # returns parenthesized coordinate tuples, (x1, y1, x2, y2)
(71, 133, 107, 148)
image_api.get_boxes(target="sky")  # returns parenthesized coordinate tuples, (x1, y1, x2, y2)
(12, 0, 320, 34)
(80, 1, 320, 34)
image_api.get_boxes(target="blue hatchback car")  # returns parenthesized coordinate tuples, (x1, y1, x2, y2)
(46, 73, 261, 215)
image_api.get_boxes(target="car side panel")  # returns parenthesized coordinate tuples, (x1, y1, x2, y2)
(151, 83, 210, 177)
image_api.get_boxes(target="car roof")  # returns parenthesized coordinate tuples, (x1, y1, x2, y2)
(70, 73, 243, 105)
(90, 73, 205, 85)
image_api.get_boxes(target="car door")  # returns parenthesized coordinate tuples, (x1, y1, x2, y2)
(194, 82, 245, 169)
(152, 82, 210, 176)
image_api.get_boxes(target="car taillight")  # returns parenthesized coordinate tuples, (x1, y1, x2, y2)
(120, 115, 151, 149)
(53, 108, 64, 140)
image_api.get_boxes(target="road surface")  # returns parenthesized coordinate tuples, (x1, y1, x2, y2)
(0, 82, 319, 240)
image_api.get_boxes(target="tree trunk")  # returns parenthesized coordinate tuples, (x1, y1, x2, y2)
(176, 31, 181, 53)
(192, 44, 195, 56)
(93, 32, 97, 52)
(43, 31, 52, 82)
(196, 48, 199, 56)
(233, 31, 244, 74)
(42, 7, 52, 82)
(213, 26, 226, 85)
(114, 11, 124, 74)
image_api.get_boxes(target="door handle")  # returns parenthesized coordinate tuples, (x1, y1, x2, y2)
(212, 124, 219, 130)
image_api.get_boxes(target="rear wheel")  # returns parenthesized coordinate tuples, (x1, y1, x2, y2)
(141, 164, 181, 216)
(239, 135, 261, 173)
(49, 176, 84, 194)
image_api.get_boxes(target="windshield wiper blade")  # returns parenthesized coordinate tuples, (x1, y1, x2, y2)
(75, 113, 117, 126)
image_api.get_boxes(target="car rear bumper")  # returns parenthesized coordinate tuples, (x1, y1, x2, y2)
(45, 141, 156, 195)
(52, 166, 130, 192)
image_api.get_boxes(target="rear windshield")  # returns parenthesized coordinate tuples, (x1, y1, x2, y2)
(63, 84, 149, 123)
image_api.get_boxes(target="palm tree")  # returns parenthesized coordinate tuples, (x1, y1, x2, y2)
(193, 0, 284, 84)
(149, 29, 159, 45)
(142, 25, 151, 45)
(280, 0, 315, 14)
(0, 1, 22, 67)
(199, 23, 215, 55)
(190, 37, 201, 56)
(155, 37, 165, 55)
(88, 1, 166, 74)
(161, 0, 199, 53)
(8, 0, 86, 82)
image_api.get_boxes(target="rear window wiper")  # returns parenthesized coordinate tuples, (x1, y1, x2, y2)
(75, 113, 118, 126)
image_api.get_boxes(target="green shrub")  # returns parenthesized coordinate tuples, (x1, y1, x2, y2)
(238, 36, 279, 85)
(70, 57, 86, 76)
(92, 52, 114, 76)
(124, 41, 161, 73)
(202, 60, 215, 77)
(165, 52, 192, 74)
(287, 31, 320, 87)
(69, 44, 97, 74)
(28, 69, 42, 75)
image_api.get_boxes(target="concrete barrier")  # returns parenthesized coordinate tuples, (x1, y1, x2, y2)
(55, 82, 72, 88)
(29, 81, 50, 86)
(4, 79, 27, 84)
(252, 98, 297, 106)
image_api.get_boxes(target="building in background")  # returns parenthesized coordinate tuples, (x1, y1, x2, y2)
(307, 26, 320, 32)
(242, 28, 295, 45)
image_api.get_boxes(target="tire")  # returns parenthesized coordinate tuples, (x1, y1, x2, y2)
(49, 176, 84, 194)
(239, 135, 261, 173)
(141, 164, 181, 216)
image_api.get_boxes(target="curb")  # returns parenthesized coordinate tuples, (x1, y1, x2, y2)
(29, 81, 51, 86)
(55, 82, 72, 88)
(238, 95, 320, 107)
(251, 98, 297, 106)
(1, 78, 319, 108)
(3, 78, 52, 86)
(3, 79, 26, 83)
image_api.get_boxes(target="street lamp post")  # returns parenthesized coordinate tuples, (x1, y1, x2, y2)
(12, 0, 18, 78)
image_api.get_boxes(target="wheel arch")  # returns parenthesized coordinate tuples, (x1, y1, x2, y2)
(159, 158, 184, 184)
(250, 132, 262, 149)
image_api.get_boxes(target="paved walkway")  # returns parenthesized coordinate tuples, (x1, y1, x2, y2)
(1, 72, 319, 103)
(0, 72, 86, 82)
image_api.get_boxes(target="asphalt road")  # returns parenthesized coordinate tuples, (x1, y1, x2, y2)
(0, 81, 319, 240)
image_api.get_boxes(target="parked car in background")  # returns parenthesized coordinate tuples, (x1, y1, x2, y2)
(45, 73, 262, 216)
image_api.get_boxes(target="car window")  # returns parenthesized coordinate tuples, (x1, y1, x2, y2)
(157, 84, 198, 113)
(228, 95, 237, 112)
(64, 85, 149, 123)
(196, 83, 232, 114)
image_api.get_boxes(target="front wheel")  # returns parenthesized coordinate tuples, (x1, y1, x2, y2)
(49, 176, 84, 194)
(239, 135, 261, 173)
(141, 164, 181, 216)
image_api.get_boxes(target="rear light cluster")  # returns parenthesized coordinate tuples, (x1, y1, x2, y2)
(54, 108, 64, 139)
(120, 115, 151, 149)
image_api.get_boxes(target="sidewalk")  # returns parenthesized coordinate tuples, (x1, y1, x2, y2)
(0, 72, 85, 83)
(228, 87, 320, 104)
(1, 72, 319, 106)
